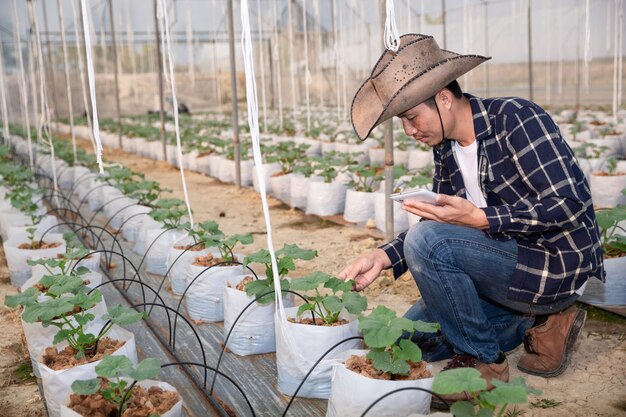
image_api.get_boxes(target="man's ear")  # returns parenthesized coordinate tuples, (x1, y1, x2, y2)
(437, 89, 453, 110)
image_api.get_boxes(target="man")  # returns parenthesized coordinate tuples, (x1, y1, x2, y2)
(340, 34, 605, 404)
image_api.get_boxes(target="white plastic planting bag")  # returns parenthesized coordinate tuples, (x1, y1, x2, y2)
(185, 265, 246, 322)
(4, 233, 66, 287)
(289, 174, 321, 210)
(253, 162, 281, 194)
(269, 173, 292, 204)
(133, 217, 163, 255)
(144, 228, 188, 276)
(121, 205, 152, 243)
(222, 276, 294, 356)
(407, 149, 433, 170)
(2, 214, 58, 241)
(374, 192, 409, 234)
(59, 380, 183, 417)
(38, 325, 137, 417)
(103, 196, 139, 230)
(276, 306, 362, 399)
(343, 190, 376, 223)
(306, 181, 348, 217)
(22, 299, 107, 378)
(589, 174, 626, 208)
(166, 237, 210, 295)
(326, 350, 435, 417)
(97, 186, 124, 214)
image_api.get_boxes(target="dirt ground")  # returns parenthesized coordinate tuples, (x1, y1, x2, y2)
(2, 137, 625, 417)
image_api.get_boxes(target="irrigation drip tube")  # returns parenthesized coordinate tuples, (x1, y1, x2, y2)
(359, 387, 450, 417)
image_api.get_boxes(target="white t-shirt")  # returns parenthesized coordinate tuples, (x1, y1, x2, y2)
(453, 140, 488, 208)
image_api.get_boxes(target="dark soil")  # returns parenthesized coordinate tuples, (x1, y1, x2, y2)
(287, 317, 349, 326)
(345, 354, 432, 381)
(192, 254, 234, 267)
(17, 241, 62, 250)
(231, 275, 254, 291)
(68, 381, 179, 417)
(43, 337, 125, 371)
(594, 172, 625, 176)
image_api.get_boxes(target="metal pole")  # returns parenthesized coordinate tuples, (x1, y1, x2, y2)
(153, 0, 166, 161)
(108, 0, 123, 149)
(227, 0, 241, 188)
(379, 0, 395, 240)
(527, 0, 533, 101)
(442, 0, 447, 49)
(41, 0, 58, 122)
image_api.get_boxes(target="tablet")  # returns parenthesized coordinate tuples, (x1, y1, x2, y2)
(390, 189, 438, 205)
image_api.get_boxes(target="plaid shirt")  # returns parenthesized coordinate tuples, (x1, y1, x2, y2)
(381, 94, 605, 304)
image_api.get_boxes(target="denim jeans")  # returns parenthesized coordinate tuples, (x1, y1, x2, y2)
(402, 221, 578, 364)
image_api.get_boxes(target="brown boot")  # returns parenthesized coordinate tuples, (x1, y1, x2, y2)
(517, 305, 587, 378)
(431, 354, 509, 409)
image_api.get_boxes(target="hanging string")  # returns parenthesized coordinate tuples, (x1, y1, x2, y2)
(256, 0, 268, 131)
(287, 0, 298, 125)
(618, 0, 623, 110)
(613, 0, 620, 121)
(71, 0, 97, 154)
(27, 33, 42, 144)
(583, 0, 591, 93)
(28, 0, 59, 207)
(272, 0, 283, 129)
(12, 0, 34, 169)
(212, 0, 223, 114)
(185, 0, 195, 87)
(384, 0, 400, 52)
(240, 0, 283, 309)
(314, 0, 324, 107)
(57, 0, 77, 163)
(158, 0, 195, 229)
(80, 0, 105, 174)
(0, 41, 10, 141)
(302, 0, 311, 131)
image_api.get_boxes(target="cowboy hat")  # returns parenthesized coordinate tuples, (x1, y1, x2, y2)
(351, 34, 490, 140)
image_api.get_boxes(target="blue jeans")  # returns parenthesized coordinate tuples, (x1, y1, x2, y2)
(402, 221, 578, 364)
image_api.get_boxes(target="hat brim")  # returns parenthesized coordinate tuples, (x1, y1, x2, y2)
(351, 54, 490, 140)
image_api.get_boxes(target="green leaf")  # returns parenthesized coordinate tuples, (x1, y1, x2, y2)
(277, 244, 317, 261)
(412, 320, 441, 334)
(45, 275, 86, 297)
(74, 313, 95, 326)
(324, 277, 353, 293)
(102, 305, 145, 326)
(289, 271, 330, 291)
(482, 384, 529, 405)
(95, 355, 134, 378)
(74, 266, 90, 276)
(71, 378, 100, 395)
(341, 291, 368, 315)
(392, 338, 423, 363)
(449, 401, 486, 417)
(297, 302, 315, 317)
(358, 306, 413, 348)
(322, 295, 343, 313)
(76, 333, 96, 346)
(71, 290, 102, 311)
(244, 249, 271, 266)
(22, 296, 75, 322)
(53, 329, 74, 345)
(4, 287, 41, 308)
(128, 358, 161, 381)
(432, 368, 487, 395)
(366, 349, 410, 375)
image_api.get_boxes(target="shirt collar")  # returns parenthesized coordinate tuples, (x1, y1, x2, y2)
(466, 93, 494, 141)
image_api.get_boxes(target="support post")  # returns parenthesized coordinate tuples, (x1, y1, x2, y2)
(441, 0, 447, 49)
(527, 0, 533, 101)
(57, 0, 77, 162)
(379, 0, 395, 240)
(227, 0, 241, 188)
(41, 0, 58, 122)
(153, 0, 166, 161)
(109, 0, 123, 149)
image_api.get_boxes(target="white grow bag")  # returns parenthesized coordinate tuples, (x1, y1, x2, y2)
(22, 299, 107, 378)
(325, 349, 435, 417)
(184, 263, 246, 322)
(306, 181, 348, 217)
(121, 205, 152, 243)
(4, 233, 66, 287)
(374, 192, 409, 234)
(253, 162, 282, 194)
(133, 217, 164, 256)
(276, 306, 362, 399)
(343, 190, 376, 223)
(59, 380, 183, 417)
(38, 325, 136, 417)
(2, 214, 58, 242)
(166, 237, 211, 295)
(222, 276, 294, 356)
(290, 174, 321, 210)
(269, 173, 293, 204)
(144, 228, 188, 276)
(103, 196, 139, 230)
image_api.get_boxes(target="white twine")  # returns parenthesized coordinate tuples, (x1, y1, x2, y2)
(185, 0, 195, 86)
(80, 0, 105, 174)
(613, 0, 620, 121)
(272, 0, 283, 129)
(71, 0, 97, 154)
(27, 35, 41, 144)
(12, 0, 34, 169)
(28, 0, 59, 207)
(0, 42, 10, 141)
(332, 0, 340, 121)
(240, 0, 283, 310)
(287, 0, 297, 124)
(256, 0, 268, 131)
(583, 0, 591, 93)
(302, 0, 311, 131)
(57, 0, 77, 163)
(384, 0, 400, 52)
(125, 1, 139, 104)
(618, 0, 623, 109)
(158, 0, 195, 229)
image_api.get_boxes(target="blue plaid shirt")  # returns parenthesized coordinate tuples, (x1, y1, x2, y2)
(381, 94, 605, 304)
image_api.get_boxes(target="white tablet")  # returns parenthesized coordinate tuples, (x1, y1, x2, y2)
(390, 189, 438, 205)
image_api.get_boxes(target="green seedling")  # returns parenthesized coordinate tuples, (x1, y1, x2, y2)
(432, 368, 541, 417)
(244, 244, 317, 304)
(358, 305, 440, 376)
(148, 198, 190, 230)
(290, 271, 367, 325)
(71, 356, 161, 414)
(347, 164, 384, 192)
(596, 195, 626, 258)
(187, 220, 253, 262)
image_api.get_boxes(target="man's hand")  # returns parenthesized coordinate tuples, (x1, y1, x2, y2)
(339, 249, 392, 291)
(403, 194, 489, 229)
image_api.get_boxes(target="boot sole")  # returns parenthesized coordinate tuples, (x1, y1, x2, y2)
(517, 308, 587, 378)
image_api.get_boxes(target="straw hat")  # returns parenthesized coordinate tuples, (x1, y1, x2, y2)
(351, 34, 490, 140)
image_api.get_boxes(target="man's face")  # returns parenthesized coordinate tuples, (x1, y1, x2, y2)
(399, 102, 443, 147)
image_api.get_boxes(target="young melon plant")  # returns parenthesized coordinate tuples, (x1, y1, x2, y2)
(289, 271, 367, 325)
(148, 198, 190, 230)
(244, 244, 317, 304)
(187, 220, 253, 262)
(358, 305, 439, 376)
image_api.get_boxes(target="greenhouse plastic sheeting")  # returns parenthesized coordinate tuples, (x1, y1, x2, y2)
(579, 256, 626, 317)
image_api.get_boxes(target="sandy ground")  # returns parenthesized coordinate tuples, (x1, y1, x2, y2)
(1, 138, 625, 417)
